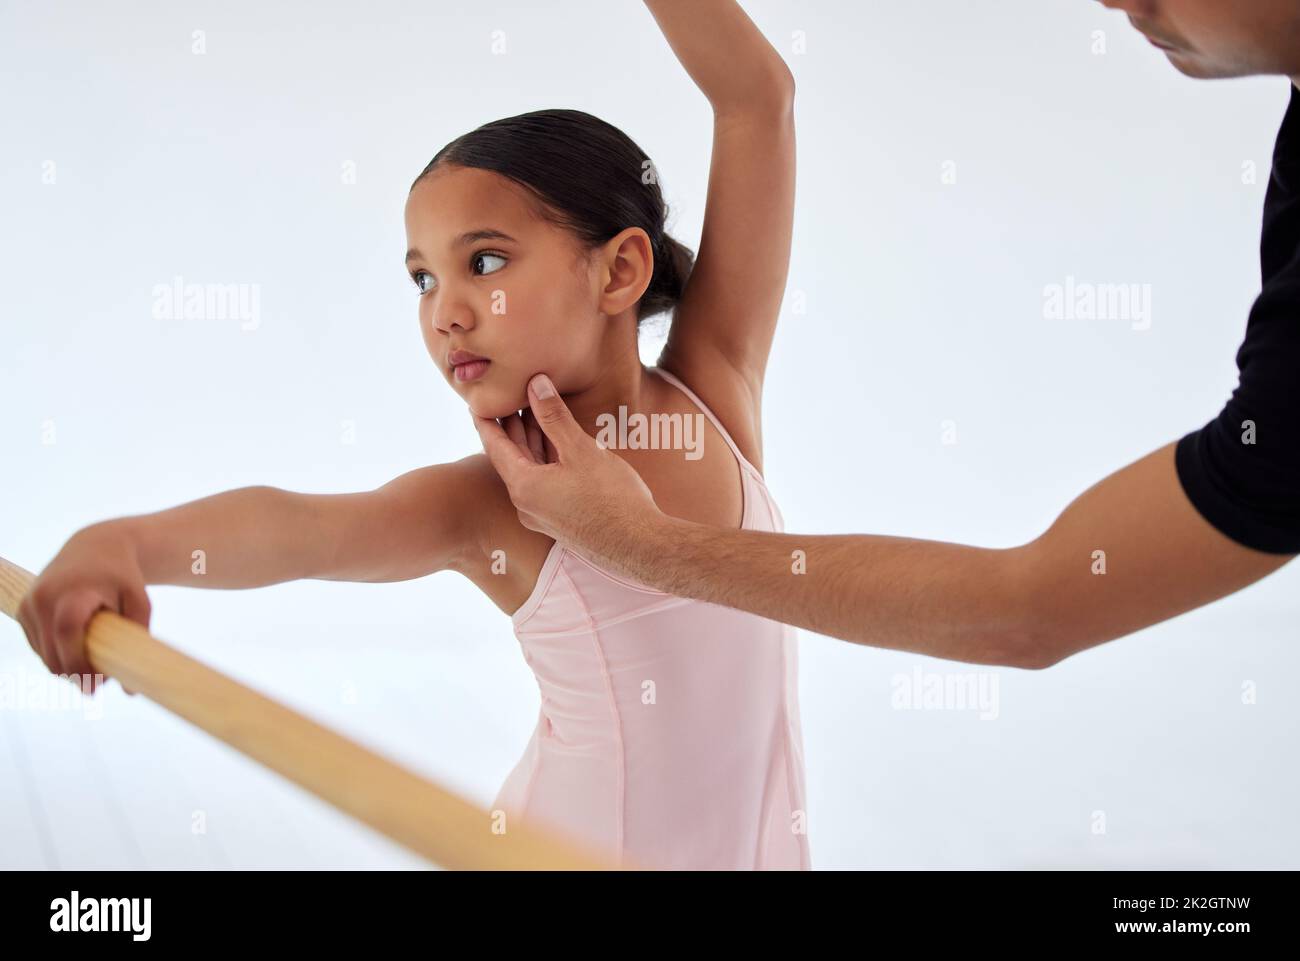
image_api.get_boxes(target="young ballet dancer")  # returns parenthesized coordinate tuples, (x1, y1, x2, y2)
(16, 0, 804, 869)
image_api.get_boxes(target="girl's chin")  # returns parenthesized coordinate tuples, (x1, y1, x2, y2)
(466, 392, 531, 421)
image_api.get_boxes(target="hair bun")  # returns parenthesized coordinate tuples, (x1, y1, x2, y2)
(642, 231, 695, 320)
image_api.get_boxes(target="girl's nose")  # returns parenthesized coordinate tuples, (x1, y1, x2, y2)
(432, 297, 475, 335)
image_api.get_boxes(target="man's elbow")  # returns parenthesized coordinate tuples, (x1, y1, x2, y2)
(1011, 601, 1107, 670)
(975, 625, 1061, 670)
(992, 588, 1064, 671)
(1011, 634, 1064, 671)
(982, 546, 1067, 670)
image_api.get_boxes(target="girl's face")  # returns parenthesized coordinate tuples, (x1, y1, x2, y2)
(404, 164, 607, 418)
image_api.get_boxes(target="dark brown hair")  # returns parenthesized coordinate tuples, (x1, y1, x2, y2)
(414, 109, 694, 324)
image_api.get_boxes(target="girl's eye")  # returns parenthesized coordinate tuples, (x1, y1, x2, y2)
(412, 270, 435, 295)
(412, 253, 504, 293)
(473, 252, 507, 275)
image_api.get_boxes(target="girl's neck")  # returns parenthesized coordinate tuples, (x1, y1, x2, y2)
(557, 319, 663, 439)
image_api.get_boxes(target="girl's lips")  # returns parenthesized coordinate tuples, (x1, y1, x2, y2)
(453, 359, 491, 383)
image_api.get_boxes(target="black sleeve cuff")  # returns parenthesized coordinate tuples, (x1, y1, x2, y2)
(1175, 426, 1300, 555)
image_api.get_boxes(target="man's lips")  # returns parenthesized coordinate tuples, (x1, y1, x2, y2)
(1130, 16, 1182, 52)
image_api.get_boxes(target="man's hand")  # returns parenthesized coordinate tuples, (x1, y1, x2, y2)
(471, 374, 661, 569)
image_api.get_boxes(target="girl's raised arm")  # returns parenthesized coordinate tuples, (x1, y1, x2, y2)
(644, 0, 795, 472)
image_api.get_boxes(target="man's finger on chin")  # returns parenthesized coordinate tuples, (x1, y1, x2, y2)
(470, 413, 531, 472)
(521, 410, 547, 463)
(503, 411, 529, 451)
(469, 411, 500, 448)
(526, 373, 582, 444)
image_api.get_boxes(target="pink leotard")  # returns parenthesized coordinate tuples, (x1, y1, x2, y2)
(493, 367, 811, 870)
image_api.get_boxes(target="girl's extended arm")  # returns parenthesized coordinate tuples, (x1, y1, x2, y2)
(109, 461, 482, 587)
(17, 461, 483, 686)
(643, 0, 795, 472)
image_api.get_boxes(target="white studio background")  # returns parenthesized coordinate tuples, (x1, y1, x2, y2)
(2, 0, 1296, 870)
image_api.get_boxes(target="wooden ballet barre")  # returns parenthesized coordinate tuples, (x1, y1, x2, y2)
(0, 554, 612, 871)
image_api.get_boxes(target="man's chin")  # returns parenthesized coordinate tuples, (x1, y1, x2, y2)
(1160, 48, 1249, 80)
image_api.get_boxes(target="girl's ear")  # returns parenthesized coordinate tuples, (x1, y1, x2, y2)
(595, 227, 653, 317)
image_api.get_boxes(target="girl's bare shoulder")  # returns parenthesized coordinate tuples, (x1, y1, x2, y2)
(441, 453, 556, 614)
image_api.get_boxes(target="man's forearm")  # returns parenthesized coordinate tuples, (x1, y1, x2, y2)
(606, 512, 1032, 667)
(479, 385, 1294, 667)
(584, 442, 1293, 669)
